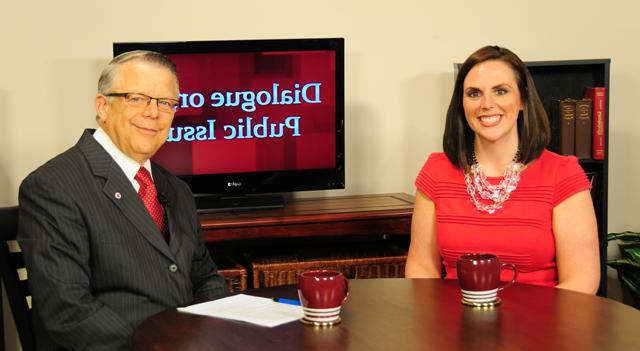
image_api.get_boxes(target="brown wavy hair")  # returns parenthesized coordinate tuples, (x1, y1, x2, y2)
(442, 45, 550, 171)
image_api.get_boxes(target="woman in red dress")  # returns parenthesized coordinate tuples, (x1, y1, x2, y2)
(405, 46, 600, 294)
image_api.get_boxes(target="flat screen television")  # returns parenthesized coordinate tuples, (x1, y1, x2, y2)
(113, 38, 345, 212)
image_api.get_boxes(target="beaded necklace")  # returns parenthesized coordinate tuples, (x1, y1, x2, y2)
(464, 149, 523, 214)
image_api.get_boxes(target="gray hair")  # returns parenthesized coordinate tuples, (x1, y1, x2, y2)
(97, 50, 179, 94)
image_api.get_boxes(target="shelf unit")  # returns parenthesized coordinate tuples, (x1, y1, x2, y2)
(526, 59, 610, 295)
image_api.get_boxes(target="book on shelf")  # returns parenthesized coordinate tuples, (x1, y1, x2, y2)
(583, 87, 606, 160)
(552, 98, 576, 156)
(574, 98, 592, 159)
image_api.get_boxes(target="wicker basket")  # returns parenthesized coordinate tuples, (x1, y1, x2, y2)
(247, 248, 407, 288)
(214, 256, 247, 292)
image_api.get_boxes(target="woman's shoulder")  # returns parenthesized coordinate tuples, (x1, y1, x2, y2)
(536, 149, 581, 169)
(416, 152, 459, 196)
(534, 151, 590, 204)
(526, 149, 584, 179)
(421, 152, 459, 171)
(418, 152, 460, 179)
(423, 152, 452, 167)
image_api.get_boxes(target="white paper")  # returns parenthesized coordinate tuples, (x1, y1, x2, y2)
(177, 294, 304, 327)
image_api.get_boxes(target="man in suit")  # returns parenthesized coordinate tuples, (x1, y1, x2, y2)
(17, 50, 227, 350)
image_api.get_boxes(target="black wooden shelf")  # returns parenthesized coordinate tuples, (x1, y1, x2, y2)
(528, 59, 610, 296)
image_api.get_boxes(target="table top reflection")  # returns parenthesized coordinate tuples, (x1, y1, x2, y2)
(132, 279, 640, 351)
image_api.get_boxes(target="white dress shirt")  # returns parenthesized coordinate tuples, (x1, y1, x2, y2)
(93, 127, 154, 192)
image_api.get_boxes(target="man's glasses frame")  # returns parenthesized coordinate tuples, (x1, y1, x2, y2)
(106, 92, 180, 113)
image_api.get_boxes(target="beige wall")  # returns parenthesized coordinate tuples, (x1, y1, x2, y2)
(2, 1, 639, 349)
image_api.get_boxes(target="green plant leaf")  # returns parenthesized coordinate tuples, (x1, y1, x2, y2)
(619, 274, 640, 301)
(607, 259, 640, 269)
(607, 259, 640, 283)
(607, 235, 640, 304)
(620, 246, 640, 264)
(607, 231, 640, 242)
(613, 266, 640, 288)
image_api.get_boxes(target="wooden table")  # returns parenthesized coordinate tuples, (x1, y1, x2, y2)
(132, 279, 640, 351)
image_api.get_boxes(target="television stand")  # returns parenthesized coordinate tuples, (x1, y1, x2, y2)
(198, 193, 414, 290)
(198, 193, 414, 242)
(195, 194, 285, 213)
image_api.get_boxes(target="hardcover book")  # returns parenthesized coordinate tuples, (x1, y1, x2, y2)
(583, 87, 606, 160)
(575, 99, 592, 159)
(553, 98, 576, 156)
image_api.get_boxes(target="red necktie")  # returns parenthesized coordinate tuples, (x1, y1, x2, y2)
(135, 167, 166, 237)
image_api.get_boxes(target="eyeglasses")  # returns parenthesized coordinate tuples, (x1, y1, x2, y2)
(106, 92, 180, 113)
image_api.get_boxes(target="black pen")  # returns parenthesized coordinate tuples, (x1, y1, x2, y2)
(272, 297, 301, 306)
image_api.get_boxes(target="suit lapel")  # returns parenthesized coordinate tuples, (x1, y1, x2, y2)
(152, 166, 184, 256)
(77, 129, 174, 260)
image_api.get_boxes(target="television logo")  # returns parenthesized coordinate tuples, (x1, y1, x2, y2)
(227, 181, 242, 187)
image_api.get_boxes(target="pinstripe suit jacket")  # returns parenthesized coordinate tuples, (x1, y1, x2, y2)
(17, 129, 227, 351)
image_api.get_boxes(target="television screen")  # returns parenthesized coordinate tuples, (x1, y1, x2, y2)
(113, 38, 344, 211)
